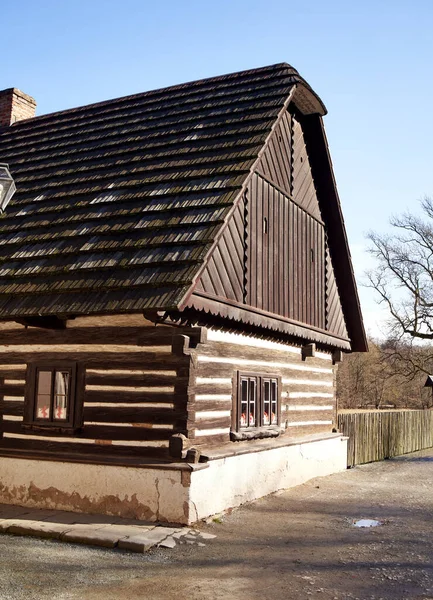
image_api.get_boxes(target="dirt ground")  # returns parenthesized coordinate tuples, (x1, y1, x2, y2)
(1, 448, 432, 600)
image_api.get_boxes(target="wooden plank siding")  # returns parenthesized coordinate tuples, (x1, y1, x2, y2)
(195, 198, 246, 303)
(325, 244, 348, 339)
(291, 114, 322, 221)
(187, 330, 336, 447)
(257, 110, 293, 196)
(246, 173, 325, 329)
(0, 323, 193, 462)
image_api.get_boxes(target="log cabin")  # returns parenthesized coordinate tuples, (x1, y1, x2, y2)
(0, 64, 367, 524)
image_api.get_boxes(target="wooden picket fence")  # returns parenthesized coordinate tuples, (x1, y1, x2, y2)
(337, 410, 433, 467)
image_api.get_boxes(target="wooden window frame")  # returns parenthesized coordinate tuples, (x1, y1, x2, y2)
(234, 371, 281, 433)
(23, 362, 83, 434)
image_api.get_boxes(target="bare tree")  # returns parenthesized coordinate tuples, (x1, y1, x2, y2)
(336, 337, 433, 409)
(366, 198, 433, 395)
(367, 197, 433, 341)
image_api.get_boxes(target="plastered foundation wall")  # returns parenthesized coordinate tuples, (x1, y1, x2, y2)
(187, 436, 348, 521)
(0, 436, 347, 524)
(0, 458, 191, 524)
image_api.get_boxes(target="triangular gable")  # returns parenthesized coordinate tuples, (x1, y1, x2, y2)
(190, 104, 362, 350)
(193, 197, 246, 304)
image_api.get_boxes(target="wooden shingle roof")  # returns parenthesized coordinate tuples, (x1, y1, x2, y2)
(0, 63, 326, 319)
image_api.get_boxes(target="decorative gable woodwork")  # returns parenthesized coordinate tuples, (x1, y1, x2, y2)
(193, 109, 351, 346)
(194, 198, 246, 303)
(325, 243, 348, 339)
(292, 114, 322, 221)
(257, 110, 293, 196)
(246, 173, 325, 329)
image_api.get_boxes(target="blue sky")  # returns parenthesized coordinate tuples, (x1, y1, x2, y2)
(3, 0, 433, 338)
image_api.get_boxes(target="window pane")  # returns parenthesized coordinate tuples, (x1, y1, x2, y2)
(263, 380, 270, 425)
(54, 371, 69, 420)
(36, 371, 52, 419)
(248, 379, 256, 426)
(240, 379, 248, 427)
(271, 380, 278, 424)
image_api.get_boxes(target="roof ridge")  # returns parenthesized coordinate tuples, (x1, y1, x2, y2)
(6, 63, 298, 128)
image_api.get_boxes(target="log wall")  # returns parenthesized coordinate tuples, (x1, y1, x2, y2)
(188, 329, 337, 447)
(0, 317, 193, 462)
(0, 317, 340, 461)
(338, 410, 433, 467)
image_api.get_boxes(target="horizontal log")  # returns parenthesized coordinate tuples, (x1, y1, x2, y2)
(193, 433, 230, 446)
(0, 353, 189, 368)
(2, 420, 183, 441)
(190, 384, 233, 395)
(0, 369, 27, 380)
(194, 358, 332, 379)
(0, 437, 170, 460)
(0, 401, 24, 416)
(196, 340, 303, 361)
(0, 384, 26, 397)
(85, 373, 183, 387)
(84, 389, 178, 405)
(0, 326, 205, 347)
(81, 424, 178, 441)
(194, 417, 231, 430)
(191, 400, 233, 412)
(194, 362, 237, 378)
(83, 406, 185, 424)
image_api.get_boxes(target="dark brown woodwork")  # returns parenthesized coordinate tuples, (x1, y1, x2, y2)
(0, 384, 25, 396)
(0, 437, 170, 460)
(301, 343, 316, 361)
(0, 326, 194, 462)
(85, 373, 182, 387)
(245, 173, 325, 329)
(257, 110, 293, 196)
(0, 353, 189, 368)
(193, 433, 230, 447)
(195, 199, 245, 303)
(332, 349, 343, 365)
(291, 114, 322, 221)
(301, 114, 367, 352)
(2, 419, 180, 441)
(16, 316, 67, 330)
(0, 369, 26, 380)
(195, 417, 231, 430)
(187, 292, 351, 350)
(0, 326, 204, 346)
(192, 400, 232, 412)
(0, 376, 3, 440)
(1, 401, 24, 416)
(325, 243, 348, 339)
(23, 362, 82, 431)
(84, 390, 177, 404)
(83, 406, 184, 424)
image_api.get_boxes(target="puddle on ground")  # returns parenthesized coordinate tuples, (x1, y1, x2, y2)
(353, 519, 382, 528)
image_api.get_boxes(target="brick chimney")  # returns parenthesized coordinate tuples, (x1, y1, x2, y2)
(0, 88, 36, 127)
